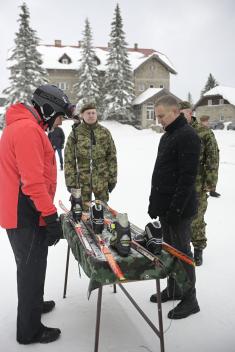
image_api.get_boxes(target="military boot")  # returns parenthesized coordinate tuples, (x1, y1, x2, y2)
(194, 249, 203, 266)
(150, 277, 182, 303)
(167, 296, 200, 319)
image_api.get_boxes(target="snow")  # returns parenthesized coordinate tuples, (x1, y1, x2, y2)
(38, 45, 176, 73)
(132, 87, 163, 105)
(204, 85, 235, 106)
(1, 122, 235, 351)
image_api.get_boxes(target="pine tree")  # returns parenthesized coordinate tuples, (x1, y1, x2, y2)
(73, 19, 100, 112)
(103, 4, 135, 122)
(201, 73, 219, 96)
(2, 2, 48, 108)
(187, 92, 193, 106)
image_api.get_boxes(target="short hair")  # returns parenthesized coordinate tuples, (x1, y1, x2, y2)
(179, 101, 192, 110)
(80, 103, 96, 114)
(155, 95, 180, 109)
(199, 115, 210, 122)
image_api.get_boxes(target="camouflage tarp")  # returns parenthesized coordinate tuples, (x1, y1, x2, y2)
(61, 214, 191, 296)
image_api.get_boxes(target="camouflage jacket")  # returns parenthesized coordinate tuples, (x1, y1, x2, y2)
(191, 117, 219, 192)
(64, 122, 117, 193)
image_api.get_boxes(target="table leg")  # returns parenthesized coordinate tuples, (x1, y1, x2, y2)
(94, 286, 103, 352)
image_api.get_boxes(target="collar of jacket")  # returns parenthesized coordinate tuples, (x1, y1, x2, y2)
(82, 120, 98, 130)
(165, 113, 188, 133)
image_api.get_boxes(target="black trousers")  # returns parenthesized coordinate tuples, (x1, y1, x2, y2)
(159, 217, 196, 299)
(7, 226, 48, 342)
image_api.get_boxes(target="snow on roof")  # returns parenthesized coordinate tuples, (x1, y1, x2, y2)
(38, 44, 176, 74)
(132, 87, 163, 105)
(204, 86, 235, 106)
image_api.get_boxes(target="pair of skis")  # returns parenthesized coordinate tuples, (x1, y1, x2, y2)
(91, 200, 195, 267)
(59, 200, 126, 281)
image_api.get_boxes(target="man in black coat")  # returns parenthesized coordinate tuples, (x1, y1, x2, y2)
(148, 95, 201, 319)
(48, 126, 65, 170)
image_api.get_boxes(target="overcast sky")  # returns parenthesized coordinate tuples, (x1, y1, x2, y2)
(1, 0, 235, 103)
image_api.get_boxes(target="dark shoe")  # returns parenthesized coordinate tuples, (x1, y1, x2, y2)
(150, 288, 182, 303)
(168, 297, 200, 319)
(18, 325, 61, 344)
(42, 300, 55, 314)
(210, 191, 220, 197)
(194, 249, 203, 266)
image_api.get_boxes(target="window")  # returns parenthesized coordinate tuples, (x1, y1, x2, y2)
(149, 84, 154, 88)
(139, 83, 145, 91)
(159, 84, 164, 88)
(208, 99, 212, 106)
(146, 103, 155, 120)
(219, 98, 224, 105)
(58, 82, 69, 90)
(62, 58, 69, 64)
(220, 115, 225, 121)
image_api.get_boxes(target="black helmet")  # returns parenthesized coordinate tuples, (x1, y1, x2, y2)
(32, 84, 75, 127)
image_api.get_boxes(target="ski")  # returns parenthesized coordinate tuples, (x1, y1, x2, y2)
(90, 200, 195, 267)
(59, 200, 97, 257)
(130, 239, 164, 268)
(81, 220, 126, 281)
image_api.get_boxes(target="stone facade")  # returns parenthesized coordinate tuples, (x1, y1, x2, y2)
(134, 58, 170, 96)
(195, 95, 235, 123)
(133, 89, 181, 129)
(48, 68, 78, 102)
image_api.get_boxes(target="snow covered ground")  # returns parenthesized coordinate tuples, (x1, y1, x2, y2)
(0, 121, 235, 352)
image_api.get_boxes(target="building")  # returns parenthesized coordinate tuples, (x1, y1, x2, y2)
(194, 86, 235, 123)
(132, 87, 181, 128)
(38, 40, 177, 127)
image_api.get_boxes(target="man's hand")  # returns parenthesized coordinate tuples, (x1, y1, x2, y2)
(44, 213, 63, 246)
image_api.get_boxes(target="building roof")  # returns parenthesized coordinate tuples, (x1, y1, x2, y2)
(194, 85, 235, 109)
(132, 88, 163, 105)
(38, 43, 177, 74)
(204, 86, 235, 106)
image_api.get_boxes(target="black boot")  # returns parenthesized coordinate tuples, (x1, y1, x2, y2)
(167, 296, 200, 319)
(18, 324, 61, 344)
(110, 213, 131, 257)
(42, 300, 55, 314)
(150, 277, 182, 303)
(209, 190, 220, 197)
(194, 249, 203, 266)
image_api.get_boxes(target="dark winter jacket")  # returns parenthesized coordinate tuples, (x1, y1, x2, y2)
(48, 126, 65, 149)
(148, 114, 201, 222)
(0, 103, 57, 229)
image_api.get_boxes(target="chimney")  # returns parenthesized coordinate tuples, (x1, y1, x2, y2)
(134, 43, 138, 50)
(54, 40, 62, 47)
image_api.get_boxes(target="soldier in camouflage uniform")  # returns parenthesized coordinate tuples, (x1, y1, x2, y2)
(180, 102, 220, 266)
(64, 103, 117, 212)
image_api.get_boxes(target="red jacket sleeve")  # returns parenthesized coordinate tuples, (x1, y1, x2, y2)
(14, 125, 57, 217)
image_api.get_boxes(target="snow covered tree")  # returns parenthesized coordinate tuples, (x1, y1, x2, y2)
(201, 73, 219, 96)
(187, 92, 193, 106)
(3, 2, 48, 109)
(103, 4, 135, 122)
(73, 19, 100, 112)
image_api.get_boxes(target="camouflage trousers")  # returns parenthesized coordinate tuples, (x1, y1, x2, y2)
(81, 184, 109, 211)
(191, 191, 208, 250)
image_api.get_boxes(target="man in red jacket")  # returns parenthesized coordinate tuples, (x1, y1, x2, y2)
(0, 85, 75, 344)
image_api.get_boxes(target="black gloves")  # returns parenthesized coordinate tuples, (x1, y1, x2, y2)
(209, 191, 221, 197)
(44, 212, 63, 246)
(108, 183, 116, 193)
